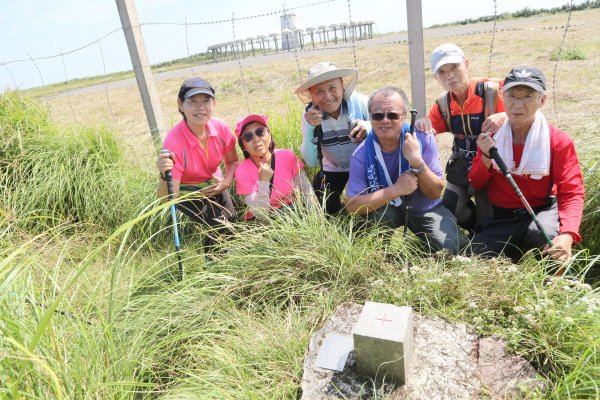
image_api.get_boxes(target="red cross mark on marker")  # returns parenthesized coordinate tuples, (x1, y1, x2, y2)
(375, 314, 393, 325)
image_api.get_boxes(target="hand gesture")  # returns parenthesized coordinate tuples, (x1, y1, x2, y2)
(402, 131, 422, 165)
(481, 112, 507, 134)
(349, 120, 368, 143)
(258, 161, 274, 182)
(415, 117, 436, 134)
(393, 172, 418, 197)
(476, 132, 496, 156)
(305, 105, 323, 127)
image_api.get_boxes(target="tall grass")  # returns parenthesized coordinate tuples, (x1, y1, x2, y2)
(2, 201, 599, 398)
(0, 92, 159, 235)
(1, 92, 599, 398)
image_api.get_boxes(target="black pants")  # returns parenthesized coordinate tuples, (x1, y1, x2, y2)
(176, 193, 231, 254)
(470, 199, 558, 262)
(312, 170, 349, 215)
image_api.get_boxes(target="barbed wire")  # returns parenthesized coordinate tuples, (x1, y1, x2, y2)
(184, 17, 195, 76)
(4, 28, 124, 65)
(346, 0, 358, 70)
(282, 3, 304, 87)
(97, 41, 117, 124)
(60, 50, 79, 124)
(1, 62, 17, 88)
(552, 0, 574, 127)
(231, 13, 250, 113)
(488, 0, 498, 77)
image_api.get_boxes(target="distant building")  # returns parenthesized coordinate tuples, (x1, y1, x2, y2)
(281, 12, 298, 50)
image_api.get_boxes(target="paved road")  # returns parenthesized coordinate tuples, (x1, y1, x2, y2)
(47, 16, 561, 99)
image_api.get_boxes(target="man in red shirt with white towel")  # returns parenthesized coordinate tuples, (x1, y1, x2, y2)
(469, 66, 584, 263)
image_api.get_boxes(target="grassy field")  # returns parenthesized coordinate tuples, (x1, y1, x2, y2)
(1, 8, 600, 399)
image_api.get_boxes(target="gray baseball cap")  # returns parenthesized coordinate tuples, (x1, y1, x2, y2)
(178, 77, 215, 100)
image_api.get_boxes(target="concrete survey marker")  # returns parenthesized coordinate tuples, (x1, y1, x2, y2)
(352, 301, 413, 385)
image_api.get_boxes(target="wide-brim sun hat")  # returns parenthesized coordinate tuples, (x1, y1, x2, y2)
(295, 62, 358, 104)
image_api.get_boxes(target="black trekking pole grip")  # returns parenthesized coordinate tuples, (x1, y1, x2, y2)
(403, 109, 418, 238)
(409, 109, 418, 134)
(160, 149, 175, 200)
(488, 147, 509, 176)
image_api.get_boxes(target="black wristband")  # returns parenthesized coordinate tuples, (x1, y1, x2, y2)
(482, 152, 491, 159)
(160, 172, 167, 181)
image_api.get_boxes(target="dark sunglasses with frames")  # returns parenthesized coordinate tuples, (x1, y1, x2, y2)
(370, 111, 405, 121)
(241, 126, 268, 142)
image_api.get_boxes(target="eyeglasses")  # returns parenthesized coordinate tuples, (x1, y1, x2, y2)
(241, 126, 268, 142)
(370, 112, 404, 121)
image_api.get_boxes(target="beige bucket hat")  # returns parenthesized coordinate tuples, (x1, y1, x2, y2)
(295, 62, 358, 104)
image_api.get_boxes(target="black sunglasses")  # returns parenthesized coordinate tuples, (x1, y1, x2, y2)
(370, 112, 404, 121)
(241, 126, 268, 142)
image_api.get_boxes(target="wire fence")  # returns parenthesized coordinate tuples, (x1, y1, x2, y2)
(1, 1, 599, 149)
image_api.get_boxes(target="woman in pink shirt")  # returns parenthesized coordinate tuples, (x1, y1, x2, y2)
(234, 114, 316, 221)
(157, 77, 240, 252)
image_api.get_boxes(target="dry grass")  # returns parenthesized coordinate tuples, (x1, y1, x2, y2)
(42, 8, 600, 166)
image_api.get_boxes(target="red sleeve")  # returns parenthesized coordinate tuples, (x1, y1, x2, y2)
(428, 101, 449, 135)
(551, 129, 584, 242)
(468, 149, 493, 190)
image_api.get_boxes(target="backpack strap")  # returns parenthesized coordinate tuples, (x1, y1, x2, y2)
(435, 91, 452, 132)
(484, 81, 500, 119)
(268, 152, 276, 197)
(306, 102, 325, 172)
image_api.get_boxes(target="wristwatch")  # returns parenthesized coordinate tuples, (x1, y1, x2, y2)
(409, 162, 425, 175)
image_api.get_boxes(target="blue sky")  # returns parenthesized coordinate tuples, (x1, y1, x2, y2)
(0, 0, 576, 90)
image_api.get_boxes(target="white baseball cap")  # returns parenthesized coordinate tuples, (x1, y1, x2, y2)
(430, 43, 465, 74)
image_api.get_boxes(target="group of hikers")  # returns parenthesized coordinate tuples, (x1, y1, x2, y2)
(156, 43, 584, 265)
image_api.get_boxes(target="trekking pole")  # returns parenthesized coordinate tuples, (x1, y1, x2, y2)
(488, 147, 553, 247)
(488, 148, 569, 275)
(403, 109, 418, 237)
(161, 149, 184, 281)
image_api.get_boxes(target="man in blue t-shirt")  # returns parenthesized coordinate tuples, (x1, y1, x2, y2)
(345, 86, 466, 253)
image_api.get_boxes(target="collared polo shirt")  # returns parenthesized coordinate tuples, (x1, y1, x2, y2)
(163, 117, 236, 184)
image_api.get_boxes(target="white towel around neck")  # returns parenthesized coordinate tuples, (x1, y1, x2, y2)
(492, 111, 550, 176)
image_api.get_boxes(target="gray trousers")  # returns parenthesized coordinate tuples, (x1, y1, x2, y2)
(470, 199, 559, 262)
(364, 202, 468, 254)
(442, 182, 492, 232)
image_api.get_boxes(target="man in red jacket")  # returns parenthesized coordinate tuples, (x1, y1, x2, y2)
(469, 66, 584, 262)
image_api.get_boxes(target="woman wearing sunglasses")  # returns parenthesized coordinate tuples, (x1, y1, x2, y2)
(156, 77, 239, 254)
(234, 114, 316, 221)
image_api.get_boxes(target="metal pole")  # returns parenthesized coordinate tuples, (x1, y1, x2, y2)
(115, 0, 166, 148)
(406, 0, 426, 116)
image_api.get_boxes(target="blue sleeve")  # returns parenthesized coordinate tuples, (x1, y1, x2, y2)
(299, 109, 318, 168)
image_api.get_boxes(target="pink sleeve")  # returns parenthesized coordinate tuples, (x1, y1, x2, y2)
(235, 161, 257, 195)
(217, 119, 237, 153)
